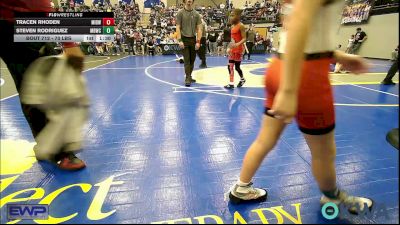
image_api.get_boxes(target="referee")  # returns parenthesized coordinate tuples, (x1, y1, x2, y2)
(176, 0, 203, 87)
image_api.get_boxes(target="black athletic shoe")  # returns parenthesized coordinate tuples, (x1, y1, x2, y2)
(224, 84, 234, 89)
(237, 79, 246, 88)
(199, 64, 207, 69)
(381, 80, 396, 85)
(191, 78, 197, 83)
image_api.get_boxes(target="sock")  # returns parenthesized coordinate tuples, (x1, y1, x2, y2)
(237, 179, 250, 187)
(322, 187, 340, 199)
(235, 179, 252, 194)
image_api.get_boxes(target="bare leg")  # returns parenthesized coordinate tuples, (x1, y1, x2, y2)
(239, 115, 286, 183)
(304, 130, 373, 212)
(303, 131, 337, 192)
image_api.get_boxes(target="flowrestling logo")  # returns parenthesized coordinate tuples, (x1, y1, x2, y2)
(7, 204, 49, 220)
(321, 202, 390, 220)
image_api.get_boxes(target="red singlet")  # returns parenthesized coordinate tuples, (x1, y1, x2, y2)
(229, 23, 244, 61)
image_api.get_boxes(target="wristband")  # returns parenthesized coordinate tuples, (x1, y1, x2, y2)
(178, 38, 182, 42)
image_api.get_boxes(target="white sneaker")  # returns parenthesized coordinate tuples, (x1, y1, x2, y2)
(226, 182, 267, 204)
(320, 190, 373, 215)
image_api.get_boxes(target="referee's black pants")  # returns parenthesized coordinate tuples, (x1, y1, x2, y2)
(182, 36, 196, 79)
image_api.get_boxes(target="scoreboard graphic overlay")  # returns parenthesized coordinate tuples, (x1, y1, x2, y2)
(14, 12, 115, 42)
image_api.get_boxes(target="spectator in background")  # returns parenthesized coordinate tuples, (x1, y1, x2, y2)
(96, 42, 105, 55)
(223, 23, 232, 57)
(134, 31, 144, 55)
(217, 33, 224, 56)
(255, 31, 264, 45)
(60, 0, 68, 11)
(114, 30, 123, 54)
(381, 46, 399, 85)
(161, 19, 168, 29)
(87, 43, 98, 55)
(147, 36, 156, 56)
(346, 34, 355, 53)
(243, 24, 255, 60)
(265, 37, 272, 53)
(127, 28, 136, 55)
(267, 33, 274, 51)
(363, 4, 371, 21)
(197, 15, 208, 68)
(105, 41, 115, 55)
(350, 27, 367, 54)
(208, 27, 218, 55)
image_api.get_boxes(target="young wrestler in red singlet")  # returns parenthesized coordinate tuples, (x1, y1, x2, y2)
(227, 0, 374, 215)
(225, 9, 246, 89)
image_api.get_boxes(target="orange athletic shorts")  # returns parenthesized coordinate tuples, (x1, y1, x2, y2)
(265, 53, 335, 135)
(229, 52, 243, 62)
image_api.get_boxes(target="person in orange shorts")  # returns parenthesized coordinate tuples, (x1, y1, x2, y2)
(227, 0, 374, 215)
(224, 9, 246, 90)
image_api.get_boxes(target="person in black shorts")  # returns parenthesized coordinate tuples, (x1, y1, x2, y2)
(147, 36, 156, 56)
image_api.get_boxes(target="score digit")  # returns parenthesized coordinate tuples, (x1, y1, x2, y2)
(102, 18, 115, 26)
(102, 26, 115, 34)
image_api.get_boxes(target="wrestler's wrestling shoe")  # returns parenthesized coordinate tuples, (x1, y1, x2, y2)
(224, 84, 234, 89)
(320, 190, 373, 215)
(226, 182, 268, 204)
(237, 78, 246, 88)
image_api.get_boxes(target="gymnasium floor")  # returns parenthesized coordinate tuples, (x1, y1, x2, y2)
(0, 54, 398, 224)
